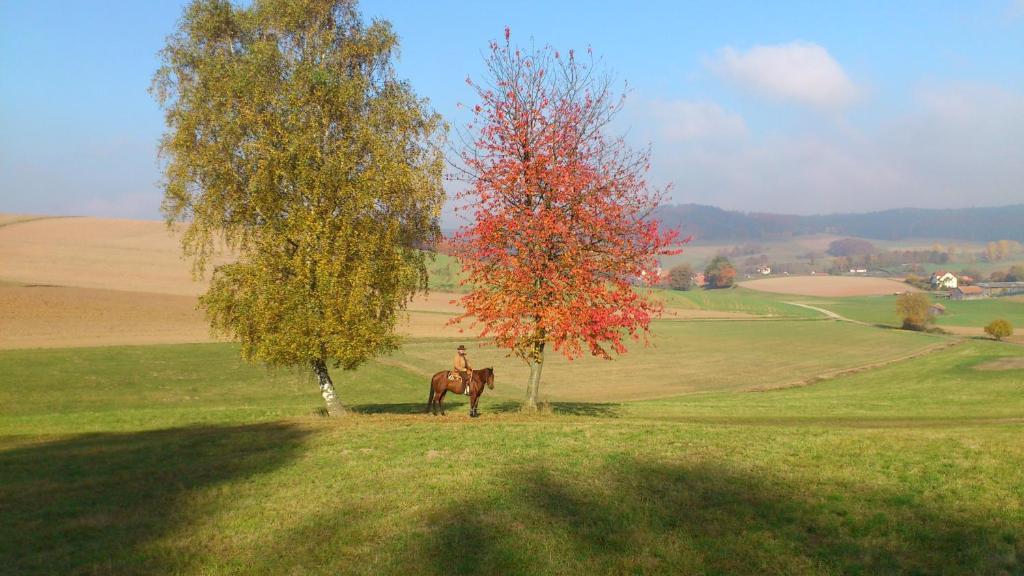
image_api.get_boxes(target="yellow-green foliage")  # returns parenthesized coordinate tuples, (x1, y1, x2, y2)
(895, 292, 931, 331)
(152, 0, 445, 371)
(984, 319, 1013, 341)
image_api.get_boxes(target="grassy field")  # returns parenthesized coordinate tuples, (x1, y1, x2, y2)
(3, 215, 1023, 574)
(652, 287, 822, 319)
(788, 293, 1024, 330)
(3, 321, 1023, 574)
(0, 320, 947, 434)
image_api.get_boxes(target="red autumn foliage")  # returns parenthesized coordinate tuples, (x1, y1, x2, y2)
(449, 31, 683, 377)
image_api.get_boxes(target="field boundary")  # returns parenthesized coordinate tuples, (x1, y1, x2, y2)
(748, 338, 965, 392)
(0, 214, 73, 229)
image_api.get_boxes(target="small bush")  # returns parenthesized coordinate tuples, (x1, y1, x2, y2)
(984, 319, 1013, 341)
(666, 263, 694, 291)
(896, 292, 931, 331)
(705, 256, 736, 289)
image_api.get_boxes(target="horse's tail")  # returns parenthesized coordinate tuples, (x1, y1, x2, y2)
(426, 372, 443, 413)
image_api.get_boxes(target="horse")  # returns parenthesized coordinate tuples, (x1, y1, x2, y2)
(427, 367, 494, 417)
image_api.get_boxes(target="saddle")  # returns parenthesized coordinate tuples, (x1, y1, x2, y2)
(448, 370, 472, 396)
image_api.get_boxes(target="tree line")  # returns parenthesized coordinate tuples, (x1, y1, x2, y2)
(653, 204, 1024, 243)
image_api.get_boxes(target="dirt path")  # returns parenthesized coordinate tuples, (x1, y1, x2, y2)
(784, 302, 870, 325)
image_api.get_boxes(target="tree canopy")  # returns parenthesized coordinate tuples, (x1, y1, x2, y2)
(450, 30, 680, 410)
(896, 293, 931, 331)
(984, 319, 1013, 341)
(152, 0, 445, 414)
(704, 256, 736, 289)
(667, 263, 695, 291)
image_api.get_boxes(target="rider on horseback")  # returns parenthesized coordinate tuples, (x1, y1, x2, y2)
(450, 345, 472, 396)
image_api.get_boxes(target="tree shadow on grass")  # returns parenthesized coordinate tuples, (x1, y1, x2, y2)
(489, 400, 622, 417)
(0, 423, 309, 575)
(353, 402, 445, 415)
(407, 459, 1022, 575)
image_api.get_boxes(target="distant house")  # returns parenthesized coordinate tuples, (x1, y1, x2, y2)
(950, 286, 985, 300)
(928, 303, 946, 317)
(756, 265, 771, 275)
(931, 271, 958, 290)
(692, 272, 706, 286)
(849, 268, 867, 274)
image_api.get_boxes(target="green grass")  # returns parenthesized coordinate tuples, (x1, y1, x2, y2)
(388, 320, 944, 401)
(426, 251, 467, 292)
(0, 320, 945, 436)
(790, 294, 1024, 329)
(652, 286, 822, 318)
(2, 327, 1023, 574)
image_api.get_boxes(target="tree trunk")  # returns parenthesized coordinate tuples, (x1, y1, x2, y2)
(523, 342, 545, 411)
(312, 359, 345, 416)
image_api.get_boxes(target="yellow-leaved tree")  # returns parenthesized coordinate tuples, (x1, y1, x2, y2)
(152, 0, 445, 415)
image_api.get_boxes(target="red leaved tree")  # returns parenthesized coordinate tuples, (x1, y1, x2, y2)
(450, 30, 683, 410)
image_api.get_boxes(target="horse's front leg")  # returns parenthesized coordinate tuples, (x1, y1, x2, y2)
(439, 390, 447, 416)
(470, 391, 479, 418)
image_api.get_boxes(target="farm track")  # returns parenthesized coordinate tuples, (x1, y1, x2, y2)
(784, 302, 871, 325)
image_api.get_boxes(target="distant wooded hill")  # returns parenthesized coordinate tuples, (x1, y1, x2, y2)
(653, 204, 1024, 243)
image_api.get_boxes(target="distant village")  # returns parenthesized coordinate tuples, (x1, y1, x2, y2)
(926, 271, 1024, 300)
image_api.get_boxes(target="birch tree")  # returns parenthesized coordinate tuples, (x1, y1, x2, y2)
(152, 0, 445, 415)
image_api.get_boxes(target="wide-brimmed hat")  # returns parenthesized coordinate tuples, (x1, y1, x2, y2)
(457, 345, 466, 351)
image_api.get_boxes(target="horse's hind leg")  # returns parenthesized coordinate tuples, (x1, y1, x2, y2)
(427, 385, 435, 415)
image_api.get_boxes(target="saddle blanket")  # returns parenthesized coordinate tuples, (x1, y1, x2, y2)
(448, 371, 471, 395)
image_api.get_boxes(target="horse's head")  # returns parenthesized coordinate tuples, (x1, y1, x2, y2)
(483, 367, 494, 390)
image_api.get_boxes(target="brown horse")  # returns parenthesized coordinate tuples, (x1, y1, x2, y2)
(427, 367, 494, 417)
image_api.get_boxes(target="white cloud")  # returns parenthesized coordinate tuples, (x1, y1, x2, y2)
(709, 42, 859, 109)
(646, 100, 748, 142)
(638, 83, 1024, 214)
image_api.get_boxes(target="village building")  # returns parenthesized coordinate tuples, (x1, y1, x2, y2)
(949, 285, 985, 300)
(930, 271, 958, 289)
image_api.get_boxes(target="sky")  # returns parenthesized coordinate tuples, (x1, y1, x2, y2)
(1, 0, 1022, 223)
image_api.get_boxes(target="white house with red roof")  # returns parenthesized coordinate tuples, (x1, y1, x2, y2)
(930, 271, 958, 290)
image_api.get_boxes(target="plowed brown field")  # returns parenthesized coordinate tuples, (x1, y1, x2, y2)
(740, 275, 919, 297)
(0, 215, 759, 348)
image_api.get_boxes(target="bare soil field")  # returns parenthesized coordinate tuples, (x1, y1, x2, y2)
(4, 215, 744, 347)
(0, 283, 472, 349)
(0, 214, 60, 227)
(0, 284, 213, 349)
(0, 215, 226, 296)
(740, 275, 918, 297)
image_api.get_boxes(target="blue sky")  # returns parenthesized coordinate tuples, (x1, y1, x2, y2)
(1, 1, 1022, 220)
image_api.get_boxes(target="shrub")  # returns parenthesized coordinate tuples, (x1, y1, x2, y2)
(895, 292, 931, 331)
(666, 263, 694, 291)
(705, 256, 736, 289)
(984, 319, 1013, 341)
